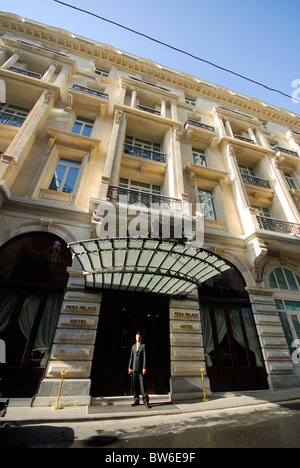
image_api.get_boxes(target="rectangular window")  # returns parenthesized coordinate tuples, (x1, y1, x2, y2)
(198, 189, 216, 220)
(49, 158, 81, 194)
(0, 103, 30, 127)
(284, 172, 298, 190)
(192, 148, 207, 167)
(71, 116, 94, 137)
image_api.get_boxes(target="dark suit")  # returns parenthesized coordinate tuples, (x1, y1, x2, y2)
(128, 343, 149, 405)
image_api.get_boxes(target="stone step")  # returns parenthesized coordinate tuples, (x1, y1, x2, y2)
(91, 394, 171, 406)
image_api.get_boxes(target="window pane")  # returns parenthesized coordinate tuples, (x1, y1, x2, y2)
(82, 125, 93, 137)
(71, 122, 82, 134)
(279, 311, 294, 354)
(270, 271, 278, 288)
(285, 269, 298, 291)
(49, 165, 67, 191)
(274, 268, 288, 290)
(63, 167, 79, 194)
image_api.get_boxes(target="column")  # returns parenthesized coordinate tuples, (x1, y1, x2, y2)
(224, 119, 234, 138)
(2, 52, 20, 69)
(34, 268, 102, 407)
(169, 295, 211, 401)
(2, 89, 55, 188)
(130, 89, 137, 108)
(42, 63, 57, 82)
(161, 99, 166, 118)
(98, 110, 125, 199)
(248, 127, 258, 144)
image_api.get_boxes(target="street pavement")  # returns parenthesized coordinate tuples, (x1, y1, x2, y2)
(0, 388, 300, 448)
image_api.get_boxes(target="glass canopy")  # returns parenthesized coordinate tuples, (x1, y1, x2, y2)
(68, 238, 231, 297)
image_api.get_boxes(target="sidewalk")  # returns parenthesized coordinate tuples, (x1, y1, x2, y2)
(1, 387, 300, 425)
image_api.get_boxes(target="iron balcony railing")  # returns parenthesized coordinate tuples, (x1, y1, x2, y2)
(9, 66, 42, 79)
(0, 111, 26, 127)
(123, 143, 166, 163)
(234, 135, 255, 144)
(107, 185, 182, 213)
(136, 104, 161, 115)
(72, 84, 109, 100)
(273, 146, 299, 158)
(241, 173, 272, 189)
(185, 119, 215, 133)
(257, 216, 300, 236)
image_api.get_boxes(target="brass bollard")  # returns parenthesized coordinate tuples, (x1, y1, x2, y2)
(53, 370, 68, 410)
(200, 367, 209, 402)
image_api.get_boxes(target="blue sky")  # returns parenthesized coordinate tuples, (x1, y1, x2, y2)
(2, 0, 300, 114)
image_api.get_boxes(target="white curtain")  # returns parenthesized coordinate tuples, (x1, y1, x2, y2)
(0, 293, 18, 333)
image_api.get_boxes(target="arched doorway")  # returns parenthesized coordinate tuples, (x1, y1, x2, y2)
(90, 292, 170, 397)
(199, 266, 269, 392)
(0, 232, 71, 397)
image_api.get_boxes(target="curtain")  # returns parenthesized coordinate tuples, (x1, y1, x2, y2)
(201, 305, 214, 367)
(241, 309, 263, 367)
(201, 306, 227, 367)
(0, 293, 18, 333)
(18, 295, 41, 340)
(230, 309, 262, 367)
(33, 294, 61, 366)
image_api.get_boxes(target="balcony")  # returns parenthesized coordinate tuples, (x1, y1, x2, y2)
(234, 135, 255, 144)
(123, 143, 166, 163)
(0, 111, 26, 127)
(107, 185, 182, 213)
(241, 174, 271, 189)
(183, 119, 216, 146)
(257, 216, 300, 236)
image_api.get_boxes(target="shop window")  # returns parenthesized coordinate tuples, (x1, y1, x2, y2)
(270, 268, 300, 291)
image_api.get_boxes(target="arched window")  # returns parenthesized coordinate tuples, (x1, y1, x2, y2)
(269, 267, 300, 291)
(269, 268, 300, 358)
(0, 232, 72, 397)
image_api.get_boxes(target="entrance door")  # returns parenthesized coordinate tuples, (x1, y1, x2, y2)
(201, 305, 268, 392)
(90, 293, 170, 397)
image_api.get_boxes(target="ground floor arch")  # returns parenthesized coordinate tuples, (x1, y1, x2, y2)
(0, 232, 71, 397)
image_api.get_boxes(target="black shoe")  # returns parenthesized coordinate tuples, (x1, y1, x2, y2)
(131, 401, 139, 407)
(144, 401, 150, 409)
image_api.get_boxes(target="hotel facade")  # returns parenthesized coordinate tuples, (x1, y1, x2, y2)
(0, 12, 299, 406)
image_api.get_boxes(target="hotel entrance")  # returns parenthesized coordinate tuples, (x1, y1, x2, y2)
(90, 293, 170, 397)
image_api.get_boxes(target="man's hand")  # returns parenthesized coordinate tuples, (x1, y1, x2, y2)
(142, 369, 147, 376)
(128, 368, 133, 375)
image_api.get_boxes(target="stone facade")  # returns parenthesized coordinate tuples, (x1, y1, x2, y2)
(0, 12, 299, 405)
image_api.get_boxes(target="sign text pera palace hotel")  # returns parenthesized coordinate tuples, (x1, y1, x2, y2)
(0, 12, 299, 406)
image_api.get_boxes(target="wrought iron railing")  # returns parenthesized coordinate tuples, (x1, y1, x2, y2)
(136, 104, 160, 115)
(241, 174, 272, 189)
(273, 146, 299, 158)
(9, 66, 42, 79)
(107, 185, 182, 213)
(123, 143, 166, 163)
(0, 111, 26, 127)
(257, 216, 300, 236)
(72, 84, 109, 100)
(234, 134, 255, 144)
(185, 119, 215, 133)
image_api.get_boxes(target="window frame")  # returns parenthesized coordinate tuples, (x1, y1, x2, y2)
(71, 115, 95, 137)
(198, 188, 217, 220)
